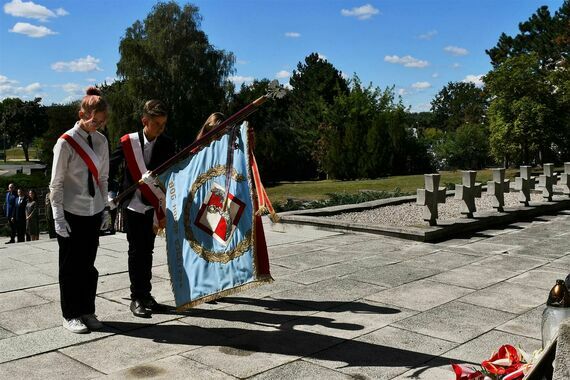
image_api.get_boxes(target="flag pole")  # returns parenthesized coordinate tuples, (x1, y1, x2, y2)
(112, 80, 287, 206)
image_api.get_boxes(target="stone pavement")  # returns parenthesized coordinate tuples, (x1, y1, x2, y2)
(0, 212, 569, 379)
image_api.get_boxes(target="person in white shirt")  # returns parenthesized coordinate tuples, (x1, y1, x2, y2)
(108, 100, 175, 318)
(50, 86, 109, 334)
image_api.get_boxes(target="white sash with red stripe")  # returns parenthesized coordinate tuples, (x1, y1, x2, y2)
(120, 132, 166, 221)
(60, 125, 101, 185)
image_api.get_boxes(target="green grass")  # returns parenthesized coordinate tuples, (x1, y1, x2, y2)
(265, 168, 524, 204)
(6, 147, 38, 162)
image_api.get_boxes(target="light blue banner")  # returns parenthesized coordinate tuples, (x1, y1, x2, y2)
(158, 123, 259, 308)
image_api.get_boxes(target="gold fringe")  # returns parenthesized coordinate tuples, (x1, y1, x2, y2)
(268, 212, 280, 223)
(255, 205, 270, 216)
(175, 276, 274, 312)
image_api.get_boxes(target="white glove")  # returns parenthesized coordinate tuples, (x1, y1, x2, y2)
(100, 210, 111, 231)
(141, 171, 158, 187)
(107, 195, 117, 210)
(55, 219, 71, 238)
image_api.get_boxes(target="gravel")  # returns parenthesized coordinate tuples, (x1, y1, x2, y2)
(322, 192, 545, 227)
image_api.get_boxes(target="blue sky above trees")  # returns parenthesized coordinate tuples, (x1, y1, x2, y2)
(0, 0, 564, 111)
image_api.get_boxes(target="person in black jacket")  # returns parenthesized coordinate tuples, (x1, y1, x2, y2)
(14, 188, 28, 242)
(108, 100, 175, 317)
(3, 183, 17, 244)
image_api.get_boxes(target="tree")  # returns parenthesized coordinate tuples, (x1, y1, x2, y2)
(229, 79, 296, 182)
(116, 1, 235, 148)
(0, 97, 48, 161)
(485, 53, 557, 165)
(288, 53, 349, 179)
(485, 1, 569, 164)
(430, 81, 488, 131)
(39, 102, 78, 169)
(486, 1, 569, 69)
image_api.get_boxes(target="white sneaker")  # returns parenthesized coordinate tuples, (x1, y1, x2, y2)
(62, 318, 89, 334)
(81, 314, 103, 330)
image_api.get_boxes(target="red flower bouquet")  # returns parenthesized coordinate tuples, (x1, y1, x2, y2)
(451, 344, 536, 380)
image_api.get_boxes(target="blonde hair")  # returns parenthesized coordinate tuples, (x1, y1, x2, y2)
(197, 112, 225, 140)
(80, 86, 107, 116)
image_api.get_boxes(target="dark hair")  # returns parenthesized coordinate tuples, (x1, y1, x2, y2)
(28, 189, 37, 201)
(143, 100, 168, 117)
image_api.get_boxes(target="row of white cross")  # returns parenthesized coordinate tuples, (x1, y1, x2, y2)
(417, 163, 570, 226)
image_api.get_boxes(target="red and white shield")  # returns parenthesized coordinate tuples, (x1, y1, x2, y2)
(194, 182, 246, 245)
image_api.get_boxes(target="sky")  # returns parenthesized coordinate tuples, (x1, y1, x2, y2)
(0, 0, 565, 112)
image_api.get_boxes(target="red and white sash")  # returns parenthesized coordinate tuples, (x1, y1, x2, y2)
(60, 126, 101, 186)
(120, 132, 166, 221)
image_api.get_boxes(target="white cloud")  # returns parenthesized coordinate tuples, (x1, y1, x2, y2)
(4, 0, 68, 21)
(418, 30, 437, 40)
(60, 82, 82, 95)
(9, 22, 56, 37)
(411, 81, 431, 90)
(275, 70, 291, 79)
(384, 55, 428, 68)
(237, 59, 248, 65)
(397, 88, 408, 96)
(412, 103, 431, 112)
(51, 55, 102, 72)
(285, 32, 300, 38)
(0, 75, 42, 99)
(341, 4, 380, 20)
(432, 73, 439, 78)
(104, 76, 118, 84)
(463, 74, 484, 87)
(451, 62, 461, 69)
(86, 78, 96, 83)
(444, 45, 469, 56)
(317, 53, 327, 61)
(55, 7, 68, 16)
(229, 75, 254, 85)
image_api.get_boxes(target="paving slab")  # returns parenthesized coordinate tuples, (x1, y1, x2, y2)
(0, 289, 50, 312)
(249, 359, 353, 380)
(401, 250, 482, 271)
(181, 326, 342, 378)
(496, 305, 544, 340)
(99, 354, 236, 379)
(306, 326, 458, 380)
(0, 326, 115, 363)
(458, 281, 546, 314)
(392, 301, 516, 343)
(281, 300, 418, 340)
(0, 351, 103, 379)
(345, 262, 442, 288)
(507, 267, 569, 290)
(61, 320, 225, 374)
(365, 279, 474, 312)
(271, 278, 386, 311)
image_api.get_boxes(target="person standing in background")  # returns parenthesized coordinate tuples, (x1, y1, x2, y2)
(14, 188, 27, 242)
(45, 192, 56, 239)
(26, 190, 40, 241)
(3, 183, 17, 244)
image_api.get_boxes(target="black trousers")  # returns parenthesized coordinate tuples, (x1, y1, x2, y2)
(8, 219, 16, 242)
(58, 211, 101, 319)
(15, 219, 26, 242)
(125, 208, 156, 300)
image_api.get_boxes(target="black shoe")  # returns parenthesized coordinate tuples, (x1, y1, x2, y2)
(130, 300, 151, 318)
(140, 296, 168, 312)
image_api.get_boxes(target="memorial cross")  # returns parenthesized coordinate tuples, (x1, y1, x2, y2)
(417, 174, 446, 226)
(538, 163, 556, 202)
(455, 171, 482, 218)
(515, 166, 535, 206)
(487, 168, 510, 212)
